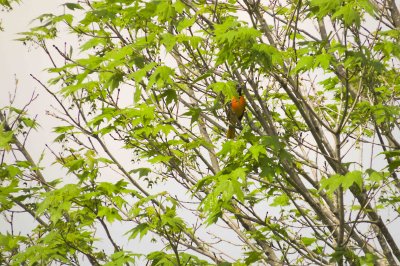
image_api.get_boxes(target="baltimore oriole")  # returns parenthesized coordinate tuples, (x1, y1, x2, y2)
(227, 95, 246, 139)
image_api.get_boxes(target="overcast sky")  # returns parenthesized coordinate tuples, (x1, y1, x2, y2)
(1, 1, 64, 159)
(1, 1, 61, 101)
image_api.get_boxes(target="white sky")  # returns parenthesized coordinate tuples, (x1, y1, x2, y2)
(0, 1, 63, 158)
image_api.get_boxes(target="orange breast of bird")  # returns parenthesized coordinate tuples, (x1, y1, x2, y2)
(231, 95, 246, 120)
(226, 95, 246, 139)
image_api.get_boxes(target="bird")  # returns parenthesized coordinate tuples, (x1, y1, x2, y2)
(227, 94, 246, 139)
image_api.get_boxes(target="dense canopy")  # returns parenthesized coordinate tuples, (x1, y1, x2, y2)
(1, 0, 400, 265)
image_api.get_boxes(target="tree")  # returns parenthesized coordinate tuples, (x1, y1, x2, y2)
(1, 0, 400, 265)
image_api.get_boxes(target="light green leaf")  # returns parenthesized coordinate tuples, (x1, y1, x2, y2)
(148, 155, 172, 164)
(344, 170, 363, 190)
(301, 237, 316, 246)
(249, 144, 266, 161)
(0, 124, 13, 151)
(270, 194, 290, 207)
(293, 56, 314, 73)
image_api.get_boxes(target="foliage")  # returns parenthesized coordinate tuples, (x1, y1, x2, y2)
(1, 0, 400, 265)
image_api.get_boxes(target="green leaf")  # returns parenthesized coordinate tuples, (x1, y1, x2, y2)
(315, 53, 332, 70)
(0, 233, 25, 252)
(80, 37, 107, 51)
(148, 155, 172, 164)
(366, 169, 386, 183)
(344, 171, 363, 190)
(106, 71, 124, 90)
(156, 1, 176, 22)
(129, 62, 157, 83)
(359, 0, 376, 16)
(161, 33, 176, 52)
(173, 0, 186, 14)
(36, 184, 81, 224)
(60, 81, 98, 96)
(205, 208, 223, 225)
(4, 165, 22, 178)
(217, 262, 232, 266)
(105, 251, 140, 265)
(301, 237, 316, 246)
(359, 253, 378, 266)
(53, 125, 74, 133)
(177, 17, 196, 32)
(293, 56, 314, 73)
(209, 81, 237, 100)
(130, 167, 152, 178)
(270, 194, 290, 207)
(147, 66, 175, 89)
(0, 179, 19, 206)
(20, 116, 38, 129)
(161, 89, 177, 105)
(191, 71, 212, 84)
(182, 107, 201, 125)
(64, 3, 83, 10)
(98, 206, 122, 223)
(244, 251, 262, 264)
(332, 4, 360, 27)
(0, 123, 13, 151)
(231, 179, 245, 202)
(147, 251, 176, 266)
(321, 171, 363, 194)
(249, 144, 266, 161)
(320, 174, 342, 194)
(310, 0, 342, 18)
(381, 150, 400, 172)
(388, 160, 400, 173)
(251, 43, 282, 69)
